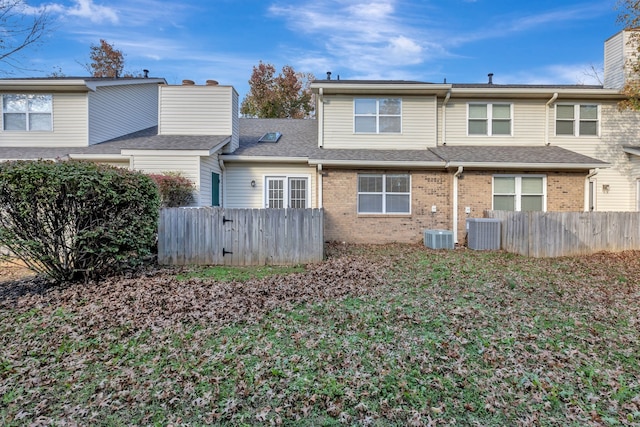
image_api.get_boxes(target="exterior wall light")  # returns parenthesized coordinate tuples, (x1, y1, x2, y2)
(251, 180, 256, 187)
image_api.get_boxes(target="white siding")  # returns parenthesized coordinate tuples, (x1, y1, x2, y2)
(131, 154, 200, 206)
(321, 95, 437, 149)
(0, 92, 87, 147)
(554, 102, 640, 211)
(222, 92, 240, 153)
(604, 31, 626, 89)
(225, 162, 318, 208)
(442, 98, 546, 146)
(88, 83, 159, 145)
(159, 85, 237, 135)
(199, 154, 222, 206)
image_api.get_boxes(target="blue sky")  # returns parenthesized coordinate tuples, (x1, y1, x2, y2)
(1, 0, 624, 100)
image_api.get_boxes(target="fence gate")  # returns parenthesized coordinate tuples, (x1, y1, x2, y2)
(158, 207, 324, 266)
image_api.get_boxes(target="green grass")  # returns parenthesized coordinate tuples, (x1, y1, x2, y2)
(1, 245, 639, 425)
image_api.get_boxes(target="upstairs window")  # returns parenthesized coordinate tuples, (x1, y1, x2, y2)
(354, 98, 401, 133)
(556, 104, 598, 136)
(358, 174, 410, 214)
(493, 175, 546, 212)
(468, 103, 512, 136)
(2, 94, 52, 131)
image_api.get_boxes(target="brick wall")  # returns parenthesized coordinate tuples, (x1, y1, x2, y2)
(323, 169, 586, 244)
(323, 169, 452, 244)
(456, 170, 586, 242)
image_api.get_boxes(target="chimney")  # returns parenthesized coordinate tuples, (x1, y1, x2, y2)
(182, 79, 195, 85)
(326, 71, 332, 80)
(206, 79, 219, 86)
(143, 69, 149, 78)
(488, 73, 494, 84)
(604, 30, 639, 89)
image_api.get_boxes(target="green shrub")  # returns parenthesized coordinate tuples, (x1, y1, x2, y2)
(148, 172, 195, 207)
(0, 160, 160, 282)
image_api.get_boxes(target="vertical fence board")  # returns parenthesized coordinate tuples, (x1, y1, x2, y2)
(157, 207, 324, 266)
(485, 210, 640, 258)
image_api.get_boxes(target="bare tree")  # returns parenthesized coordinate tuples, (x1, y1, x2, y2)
(0, 0, 51, 72)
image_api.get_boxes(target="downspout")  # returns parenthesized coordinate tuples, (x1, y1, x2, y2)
(585, 168, 599, 211)
(318, 88, 324, 148)
(452, 166, 463, 244)
(545, 93, 558, 146)
(441, 89, 451, 146)
(218, 157, 226, 207)
(317, 164, 323, 208)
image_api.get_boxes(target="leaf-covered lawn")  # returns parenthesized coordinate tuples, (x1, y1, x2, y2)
(1, 244, 639, 426)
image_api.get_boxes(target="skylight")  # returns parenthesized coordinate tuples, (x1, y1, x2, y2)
(259, 132, 282, 143)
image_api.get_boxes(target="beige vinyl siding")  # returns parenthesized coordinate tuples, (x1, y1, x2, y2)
(223, 92, 240, 153)
(554, 102, 640, 211)
(0, 92, 87, 147)
(159, 85, 236, 135)
(225, 162, 318, 208)
(442, 98, 546, 146)
(321, 95, 437, 149)
(131, 154, 200, 206)
(98, 160, 130, 169)
(88, 83, 159, 145)
(199, 155, 222, 206)
(604, 31, 626, 89)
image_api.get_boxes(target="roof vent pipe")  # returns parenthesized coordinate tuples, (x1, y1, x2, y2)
(326, 71, 332, 80)
(488, 73, 494, 84)
(143, 69, 149, 78)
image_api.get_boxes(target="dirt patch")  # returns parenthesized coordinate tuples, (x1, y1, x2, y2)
(0, 259, 35, 282)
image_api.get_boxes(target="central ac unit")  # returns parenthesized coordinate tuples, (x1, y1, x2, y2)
(466, 218, 501, 250)
(423, 229, 454, 249)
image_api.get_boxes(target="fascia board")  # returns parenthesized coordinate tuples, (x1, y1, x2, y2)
(623, 147, 640, 156)
(451, 87, 624, 100)
(121, 149, 212, 156)
(221, 155, 309, 163)
(446, 161, 610, 170)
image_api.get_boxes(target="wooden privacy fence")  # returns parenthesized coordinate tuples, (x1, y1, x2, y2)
(158, 207, 324, 266)
(486, 210, 640, 258)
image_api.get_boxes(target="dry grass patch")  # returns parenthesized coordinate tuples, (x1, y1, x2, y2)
(1, 244, 639, 426)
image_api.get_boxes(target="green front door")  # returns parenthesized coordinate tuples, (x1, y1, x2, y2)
(212, 172, 220, 206)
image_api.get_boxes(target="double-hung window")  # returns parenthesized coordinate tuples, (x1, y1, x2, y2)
(468, 103, 511, 136)
(555, 104, 599, 136)
(354, 98, 401, 133)
(2, 94, 53, 131)
(358, 174, 410, 214)
(265, 176, 309, 208)
(493, 175, 546, 212)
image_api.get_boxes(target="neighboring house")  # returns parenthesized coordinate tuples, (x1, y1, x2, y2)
(0, 77, 238, 207)
(2, 31, 639, 245)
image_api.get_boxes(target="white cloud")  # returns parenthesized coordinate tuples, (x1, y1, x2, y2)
(499, 63, 604, 86)
(44, 0, 119, 24)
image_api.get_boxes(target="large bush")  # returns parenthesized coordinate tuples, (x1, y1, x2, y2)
(148, 172, 195, 207)
(0, 160, 160, 282)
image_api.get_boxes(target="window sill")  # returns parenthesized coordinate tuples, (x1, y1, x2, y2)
(357, 213, 412, 218)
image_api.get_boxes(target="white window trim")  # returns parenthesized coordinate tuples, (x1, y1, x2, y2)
(263, 175, 311, 208)
(1, 94, 53, 132)
(353, 98, 402, 134)
(357, 173, 411, 214)
(492, 174, 547, 212)
(467, 102, 513, 136)
(555, 103, 600, 137)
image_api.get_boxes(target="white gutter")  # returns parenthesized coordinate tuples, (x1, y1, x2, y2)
(317, 164, 323, 208)
(308, 159, 446, 168)
(218, 157, 226, 207)
(318, 88, 324, 148)
(441, 89, 451, 146)
(623, 147, 640, 156)
(221, 155, 309, 163)
(452, 166, 463, 244)
(68, 154, 126, 161)
(545, 93, 558, 146)
(444, 161, 608, 170)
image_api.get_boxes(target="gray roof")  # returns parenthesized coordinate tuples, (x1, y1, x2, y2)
(230, 118, 606, 169)
(430, 145, 608, 166)
(0, 126, 231, 160)
(0, 117, 607, 170)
